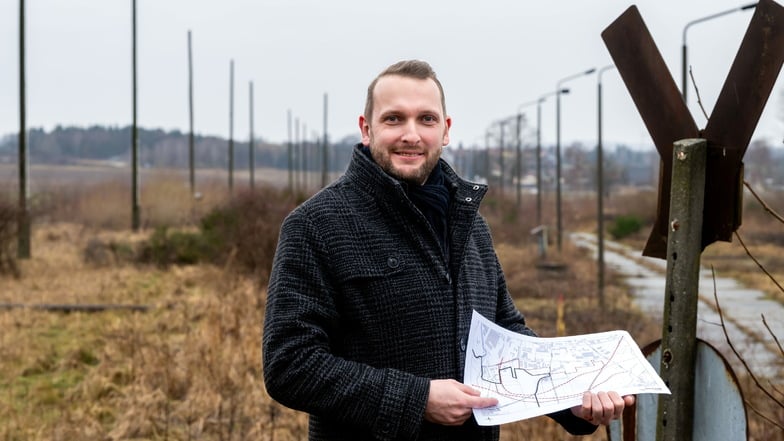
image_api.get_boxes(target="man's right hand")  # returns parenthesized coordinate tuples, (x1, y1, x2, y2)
(424, 379, 498, 426)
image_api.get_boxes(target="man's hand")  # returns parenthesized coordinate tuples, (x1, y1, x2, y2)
(424, 379, 498, 426)
(571, 391, 635, 426)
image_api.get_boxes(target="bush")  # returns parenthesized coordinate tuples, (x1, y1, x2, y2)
(199, 187, 296, 284)
(609, 215, 642, 239)
(137, 226, 214, 267)
(134, 186, 296, 285)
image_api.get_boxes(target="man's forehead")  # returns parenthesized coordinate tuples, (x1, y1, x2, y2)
(375, 74, 438, 90)
(373, 75, 442, 109)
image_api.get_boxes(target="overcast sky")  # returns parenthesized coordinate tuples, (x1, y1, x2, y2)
(1, 0, 782, 151)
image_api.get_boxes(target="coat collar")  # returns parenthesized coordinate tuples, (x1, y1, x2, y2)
(346, 143, 488, 209)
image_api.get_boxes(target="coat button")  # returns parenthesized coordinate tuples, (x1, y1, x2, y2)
(460, 337, 466, 352)
(473, 185, 480, 190)
(465, 197, 473, 202)
(387, 256, 400, 269)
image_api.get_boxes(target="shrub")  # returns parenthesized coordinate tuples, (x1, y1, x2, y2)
(199, 187, 296, 284)
(137, 226, 214, 267)
(133, 186, 296, 285)
(609, 214, 642, 239)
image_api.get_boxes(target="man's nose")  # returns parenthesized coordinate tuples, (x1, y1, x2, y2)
(400, 119, 421, 145)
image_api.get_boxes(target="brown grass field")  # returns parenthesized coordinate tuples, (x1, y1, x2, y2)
(0, 165, 782, 440)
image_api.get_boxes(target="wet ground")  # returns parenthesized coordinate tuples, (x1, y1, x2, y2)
(572, 232, 784, 380)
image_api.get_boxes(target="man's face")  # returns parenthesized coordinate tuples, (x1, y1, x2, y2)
(359, 75, 451, 185)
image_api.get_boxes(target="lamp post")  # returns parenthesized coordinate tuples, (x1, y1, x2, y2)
(682, 2, 757, 102)
(517, 88, 569, 224)
(514, 112, 524, 208)
(597, 64, 615, 309)
(556, 68, 595, 251)
(498, 119, 507, 195)
(484, 129, 492, 185)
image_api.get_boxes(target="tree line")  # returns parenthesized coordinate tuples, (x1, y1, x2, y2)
(0, 125, 359, 172)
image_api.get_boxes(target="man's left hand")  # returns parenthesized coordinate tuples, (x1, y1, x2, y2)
(570, 391, 635, 426)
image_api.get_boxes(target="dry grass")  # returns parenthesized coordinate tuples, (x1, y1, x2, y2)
(0, 223, 307, 440)
(0, 174, 781, 440)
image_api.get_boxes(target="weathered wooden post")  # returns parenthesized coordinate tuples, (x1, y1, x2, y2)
(657, 139, 706, 441)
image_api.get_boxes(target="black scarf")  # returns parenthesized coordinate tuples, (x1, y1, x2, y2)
(359, 145, 451, 261)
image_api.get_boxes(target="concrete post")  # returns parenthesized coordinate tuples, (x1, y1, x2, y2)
(656, 138, 707, 441)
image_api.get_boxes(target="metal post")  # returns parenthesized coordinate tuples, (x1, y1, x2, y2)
(681, 43, 688, 102)
(556, 68, 595, 251)
(131, 0, 140, 231)
(597, 64, 615, 309)
(17, 0, 30, 258)
(294, 117, 300, 193)
(188, 30, 195, 196)
(484, 130, 491, 185)
(322, 93, 329, 188)
(656, 138, 707, 441)
(535, 99, 542, 226)
(287, 109, 293, 192)
(515, 113, 523, 208)
(498, 121, 505, 195)
(681, 3, 757, 103)
(249, 80, 255, 189)
(228, 59, 235, 194)
(302, 123, 308, 191)
(597, 77, 605, 309)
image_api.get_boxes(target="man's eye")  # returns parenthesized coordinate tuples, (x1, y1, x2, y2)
(422, 115, 437, 123)
(384, 115, 400, 122)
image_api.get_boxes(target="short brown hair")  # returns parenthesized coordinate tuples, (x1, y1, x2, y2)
(363, 60, 447, 121)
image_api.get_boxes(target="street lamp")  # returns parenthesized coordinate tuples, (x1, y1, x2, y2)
(597, 64, 615, 309)
(682, 2, 757, 103)
(514, 111, 524, 208)
(556, 67, 596, 251)
(484, 128, 492, 185)
(517, 88, 569, 224)
(497, 119, 509, 195)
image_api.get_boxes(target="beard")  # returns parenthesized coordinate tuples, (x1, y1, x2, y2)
(370, 146, 441, 185)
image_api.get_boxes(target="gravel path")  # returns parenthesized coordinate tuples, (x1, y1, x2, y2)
(572, 232, 784, 380)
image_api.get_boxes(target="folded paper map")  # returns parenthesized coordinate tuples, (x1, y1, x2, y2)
(464, 310, 670, 425)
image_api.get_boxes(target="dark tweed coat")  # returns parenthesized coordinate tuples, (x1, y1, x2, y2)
(263, 146, 596, 440)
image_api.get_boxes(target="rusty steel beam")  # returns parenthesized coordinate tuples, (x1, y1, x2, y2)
(602, 1, 784, 258)
(601, 6, 699, 258)
(701, 0, 784, 247)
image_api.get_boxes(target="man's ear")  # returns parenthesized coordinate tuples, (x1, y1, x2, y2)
(442, 116, 452, 146)
(359, 115, 371, 145)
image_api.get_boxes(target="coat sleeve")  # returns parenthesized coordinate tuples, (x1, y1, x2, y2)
(262, 208, 430, 441)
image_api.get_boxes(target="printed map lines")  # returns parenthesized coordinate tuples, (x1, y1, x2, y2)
(465, 311, 671, 425)
(471, 332, 638, 408)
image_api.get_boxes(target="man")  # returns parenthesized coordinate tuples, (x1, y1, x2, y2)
(263, 59, 634, 440)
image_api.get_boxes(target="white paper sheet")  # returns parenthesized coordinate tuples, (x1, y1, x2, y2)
(464, 310, 670, 426)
